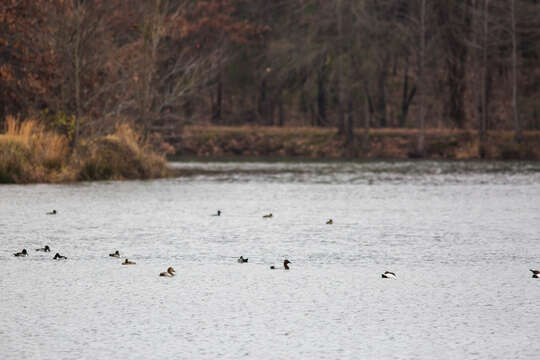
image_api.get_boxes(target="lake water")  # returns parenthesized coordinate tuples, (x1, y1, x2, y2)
(1, 161, 540, 359)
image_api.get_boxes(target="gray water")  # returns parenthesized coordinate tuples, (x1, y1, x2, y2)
(1, 161, 539, 359)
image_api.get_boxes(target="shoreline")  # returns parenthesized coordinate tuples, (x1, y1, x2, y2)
(3, 123, 540, 184)
(173, 126, 540, 161)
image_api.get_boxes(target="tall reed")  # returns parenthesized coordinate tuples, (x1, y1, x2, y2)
(0, 118, 168, 183)
(0, 117, 69, 182)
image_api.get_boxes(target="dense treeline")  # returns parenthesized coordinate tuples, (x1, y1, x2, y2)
(1, 0, 539, 155)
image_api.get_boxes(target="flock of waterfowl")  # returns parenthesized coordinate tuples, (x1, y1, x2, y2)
(13, 245, 67, 260)
(11, 209, 298, 277)
(12, 209, 539, 279)
(12, 243, 293, 276)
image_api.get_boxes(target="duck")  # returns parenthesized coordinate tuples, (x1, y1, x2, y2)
(237, 256, 248, 263)
(159, 267, 175, 277)
(270, 259, 291, 270)
(530, 269, 539, 278)
(53, 253, 67, 260)
(109, 250, 120, 258)
(381, 271, 397, 279)
(263, 213, 273, 218)
(122, 258, 136, 265)
(36, 245, 51, 252)
(213, 210, 222, 216)
(46, 210, 57, 215)
(13, 249, 28, 257)
(326, 219, 333, 224)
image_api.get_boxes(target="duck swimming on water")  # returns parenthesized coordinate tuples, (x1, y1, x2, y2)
(13, 249, 28, 257)
(237, 256, 248, 263)
(122, 259, 136, 265)
(36, 245, 51, 252)
(263, 213, 273, 218)
(381, 271, 397, 279)
(47, 210, 57, 215)
(160, 267, 175, 277)
(530, 269, 539, 278)
(326, 219, 333, 224)
(53, 253, 67, 260)
(270, 259, 291, 270)
(109, 250, 120, 258)
(213, 210, 222, 216)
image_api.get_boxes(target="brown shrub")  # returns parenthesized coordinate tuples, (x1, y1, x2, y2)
(76, 124, 169, 181)
(0, 118, 169, 183)
(0, 117, 70, 183)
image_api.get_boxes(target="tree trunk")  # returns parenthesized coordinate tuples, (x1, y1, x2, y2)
(510, 0, 522, 143)
(73, 7, 82, 148)
(345, 99, 354, 147)
(479, 0, 490, 157)
(337, 0, 345, 135)
(437, 1, 469, 128)
(375, 57, 389, 127)
(416, 0, 426, 156)
(258, 79, 266, 124)
(212, 73, 222, 123)
(278, 95, 285, 127)
(400, 56, 416, 127)
(141, 0, 167, 135)
(363, 94, 370, 152)
(316, 66, 327, 127)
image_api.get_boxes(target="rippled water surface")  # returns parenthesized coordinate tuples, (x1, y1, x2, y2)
(1, 161, 540, 359)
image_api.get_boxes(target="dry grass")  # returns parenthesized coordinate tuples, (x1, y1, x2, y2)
(76, 123, 168, 181)
(0, 116, 70, 183)
(0, 118, 169, 183)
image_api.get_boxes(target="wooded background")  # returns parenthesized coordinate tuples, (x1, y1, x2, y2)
(1, 0, 539, 153)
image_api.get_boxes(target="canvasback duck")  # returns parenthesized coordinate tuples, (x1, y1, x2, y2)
(13, 249, 28, 257)
(36, 245, 51, 252)
(530, 269, 539, 278)
(263, 213, 273, 218)
(270, 259, 291, 270)
(47, 210, 57, 215)
(381, 271, 397, 279)
(109, 250, 120, 258)
(326, 219, 333, 224)
(160, 267, 175, 277)
(122, 258, 136, 265)
(53, 253, 67, 260)
(237, 256, 248, 263)
(213, 210, 222, 216)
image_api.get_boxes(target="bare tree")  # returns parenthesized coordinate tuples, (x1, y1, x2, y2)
(40, 0, 115, 145)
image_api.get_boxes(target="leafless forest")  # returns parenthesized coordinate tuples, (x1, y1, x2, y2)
(1, 0, 539, 153)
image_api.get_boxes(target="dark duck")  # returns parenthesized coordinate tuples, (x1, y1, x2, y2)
(13, 249, 28, 257)
(270, 259, 291, 270)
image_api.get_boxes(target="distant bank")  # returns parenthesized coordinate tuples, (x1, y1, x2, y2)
(173, 126, 540, 160)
